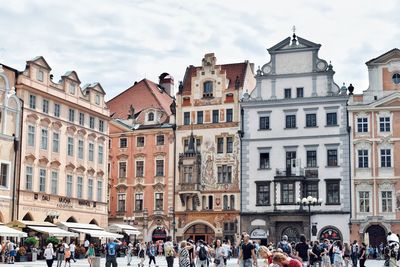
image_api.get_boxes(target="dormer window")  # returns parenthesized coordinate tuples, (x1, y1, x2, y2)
(148, 112, 154, 122)
(69, 83, 75, 94)
(95, 94, 100, 105)
(203, 81, 213, 98)
(37, 70, 44, 82)
(392, 73, 400, 85)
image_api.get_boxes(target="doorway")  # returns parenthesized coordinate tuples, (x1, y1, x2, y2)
(366, 225, 386, 247)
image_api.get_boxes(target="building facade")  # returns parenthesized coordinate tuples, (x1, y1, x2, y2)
(175, 53, 255, 243)
(241, 34, 351, 244)
(348, 48, 400, 247)
(0, 64, 22, 223)
(107, 77, 175, 242)
(16, 57, 109, 227)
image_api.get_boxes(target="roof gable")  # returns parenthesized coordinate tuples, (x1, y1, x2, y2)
(62, 71, 81, 84)
(372, 92, 400, 108)
(267, 35, 321, 54)
(366, 48, 400, 65)
(27, 56, 51, 70)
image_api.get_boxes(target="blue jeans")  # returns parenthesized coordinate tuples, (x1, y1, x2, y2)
(243, 258, 253, 267)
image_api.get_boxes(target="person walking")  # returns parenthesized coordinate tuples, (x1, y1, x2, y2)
(147, 241, 157, 266)
(196, 240, 209, 267)
(138, 241, 146, 267)
(294, 235, 310, 267)
(64, 246, 71, 267)
(238, 234, 257, 267)
(44, 243, 55, 267)
(164, 236, 176, 267)
(56, 243, 65, 267)
(359, 243, 367, 267)
(258, 246, 273, 267)
(351, 240, 359, 267)
(126, 243, 133, 266)
(309, 241, 322, 267)
(86, 243, 95, 267)
(69, 242, 76, 263)
(333, 241, 344, 267)
(277, 235, 293, 256)
(214, 239, 225, 267)
(179, 241, 193, 267)
(105, 238, 122, 267)
(343, 243, 351, 267)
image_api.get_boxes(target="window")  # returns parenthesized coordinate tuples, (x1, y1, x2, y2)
(148, 112, 154, 121)
(197, 111, 203, 124)
(217, 137, 224, 153)
(306, 114, 317, 127)
(79, 113, 85, 126)
(88, 178, 93, 200)
(326, 112, 337, 126)
(281, 182, 295, 204)
(54, 103, 60, 117)
(256, 183, 270, 206)
(382, 191, 393, 212)
(89, 116, 95, 129)
(327, 149, 338, 166)
(217, 165, 232, 184)
(212, 110, 219, 123)
(135, 193, 143, 211)
(203, 81, 213, 97)
(357, 117, 368, 132)
(136, 161, 144, 177)
(37, 70, 44, 82)
(306, 151, 317, 167)
(305, 183, 319, 198)
(66, 175, 73, 197)
(120, 138, 127, 148)
(296, 87, 304, 98)
(42, 99, 49, 113)
(358, 150, 369, 168)
(259, 116, 270, 130)
(285, 115, 296, 128)
(359, 191, 370, 212)
(88, 143, 94, 161)
(226, 109, 233, 122)
(68, 109, 75, 122)
(51, 171, 58, 195)
(78, 140, 84, 159)
(156, 160, 164, 176)
(184, 112, 190, 125)
(119, 162, 127, 178)
(77, 176, 83, 199)
(259, 153, 270, 169)
(69, 83, 75, 94)
(99, 120, 104, 132)
(29, 95, 36, 109)
(97, 180, 103, 202)
(381, 149, 391, 167)
(39, 169, 46, 192)
(67, 137, 74, 157)
(41, 129, 48, 150)
(0, 163, 8, 188)
(183, 166, 193, 183)
(155, 193, 163, 210)
(326, 180, 340, 204)
(392, 73, 400, 84)
(226, 137, 233, 153)
(95, 94, 100, 105)
(137, 136, 145, 147)
(156, 135, 164, 146)
(379, 117, 390, 132)
(98, 145, 103, 164)
(284, 88, 291, 99)
(26, 166, 33, 190)
(52, 132, 59, 153)
(118, 193, 126, 212)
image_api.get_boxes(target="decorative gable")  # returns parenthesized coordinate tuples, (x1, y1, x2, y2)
(61, 71, 81, 84)
(27, 56, 52, 71)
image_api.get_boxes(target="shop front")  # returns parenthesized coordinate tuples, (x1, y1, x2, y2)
(152, 226, 167, 242)
(250, 228, 268, 245)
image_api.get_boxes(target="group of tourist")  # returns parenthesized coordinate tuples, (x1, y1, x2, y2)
(0, 240, 16, 264)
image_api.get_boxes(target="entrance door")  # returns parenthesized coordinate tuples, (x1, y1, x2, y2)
(366, 225, 386, 247)
(286, 152, 296, 176)
(184, 224, 215, 244)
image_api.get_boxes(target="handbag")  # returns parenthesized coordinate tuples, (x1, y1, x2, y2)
(214, 258, 220, 265)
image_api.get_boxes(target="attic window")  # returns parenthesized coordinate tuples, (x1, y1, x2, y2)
(37, 70, 44, 82)
(392, 73, 400, 85)
(69, 83, 75, 94)
(203, 81, 213, 98)
(95, 94, 100, 105)
(148, 112, 154, 122)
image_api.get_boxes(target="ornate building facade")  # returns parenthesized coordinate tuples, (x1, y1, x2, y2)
(241, 34, 350, 244)
(107, 76, 175, 242)
(348, 48, 400, 247)
(16, 57, 109, 227)
(175, 53, 255, 243)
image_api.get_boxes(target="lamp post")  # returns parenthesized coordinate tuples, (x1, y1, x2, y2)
(296, 196, 322, 240)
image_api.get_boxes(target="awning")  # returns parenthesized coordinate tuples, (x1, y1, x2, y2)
(0, 225, 27, 237)
(124, 230, 141, 236)
(108, 224, 140, 236)
(70, 228, 123, 239)
(28, 226, 78, 237)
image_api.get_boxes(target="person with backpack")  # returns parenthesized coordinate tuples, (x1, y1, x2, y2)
(196, 240, 209, 267)
(164, 236, 176, 267)
(147, 241, 157, 266)
(105, 237, 122, 267)
(277, 235, 293, 256)
(294, 235, 310, 267)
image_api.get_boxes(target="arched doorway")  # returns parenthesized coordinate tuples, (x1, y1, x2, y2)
(281, 226, 300, 243)
(67, 216, 78, 223)
(22, 212, 33, 221)
(152, 226, 167, 242)
(184, 223, 215, 244)
(89, 219, 98, 225)
(366, 225, 386, 247)
(318, 226, 342, 242)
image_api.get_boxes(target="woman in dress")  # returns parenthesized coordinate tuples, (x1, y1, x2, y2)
(333, 241, 344, 267)
(213, 239, 225, 267)
(44, 243, 55, 267)
(179, 241, 193, 267)
(258, 246, 272, 267)
(343, 243, 351, 267)
(85, 243, 95, 267)
(138, 241, 146, 267)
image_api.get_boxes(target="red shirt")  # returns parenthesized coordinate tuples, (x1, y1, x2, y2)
(288, 258, 302, 267)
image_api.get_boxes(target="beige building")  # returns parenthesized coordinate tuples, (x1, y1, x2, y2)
(15, 57, 110, 228)
(0, 64, 22, 224)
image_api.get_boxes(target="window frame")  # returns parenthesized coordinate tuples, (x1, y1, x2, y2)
(183, 112, 190, 125)
(197, 111, 203, 124)
(327, 149, 338, 167)
(326, 112, 338, 126)
(285, 114, 296, 129)
(284, 88, 291, 99)
(212, 110, 219, 123)
(259, 152, 270, 169)
(226, 108, 233, 122)
(136, 136, 145, 147)
(305, 113, 317, 127)
(281, 182, 295, 204)
(357, 117, 368, 133)
(256, 182, 270, 206)
(326, 180, 340, 205)
(259, 116, 270, 130)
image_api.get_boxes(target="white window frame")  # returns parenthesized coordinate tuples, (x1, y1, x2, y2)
(118, 161, 127, 178)
(155, 158, 164, 177)
(98, 145, 103, 164)
(28, 124, 35, 147)
(379, 148, 392, 168)
(52, 132, 59, 153)
(378, 114, 391, 133)
(88, 142, 94, 161)
(39, 169, 46, 192)
(0, 161, 10, 189)
(37, 69, 44, 82)
(155, 192, 163, 211)
(54, 103, 60, 117)
(97, 180, 103, 202)
(135, 160, 144, 177)
(42, 99, 49, 114)
(358, 191, 370, 213)
(66, 174, 73, 197)
(41, 128, 48, 150)
(25, 165, 33, 190)
(69, 83, 75, 94)
(77, 176, 83, 199)
(357, 149, 369, 168)
(88, 178, 93, 200)
(117, 193, 126, 212)
(356, 116, 369, 133)
(67, 137, 74, 157)
(381, 190, 394, 213)
(78, 139, 84, 159)
(51, 171, 58, 195)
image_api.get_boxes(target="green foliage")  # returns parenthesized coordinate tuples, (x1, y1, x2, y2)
(23, 237, 38, 247)
(46, 236, 60, 246)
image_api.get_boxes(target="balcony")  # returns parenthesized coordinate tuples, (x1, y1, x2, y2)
(275, 168, 305, 180)
(177, 183, 201, 192)
(154, 210, 164, 216)
(304, 168, 319, 178)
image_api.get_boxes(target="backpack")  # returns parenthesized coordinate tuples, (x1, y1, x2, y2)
(107, 242, 116, 256)
(279, 242, 291, 254)
(198, 246, 207, 261)
(165, 243, 174, 257)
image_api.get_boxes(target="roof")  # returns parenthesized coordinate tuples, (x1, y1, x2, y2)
(27, 56, 52, 70)
(267, 35, 321, 54)
(365, 48, 400, 65)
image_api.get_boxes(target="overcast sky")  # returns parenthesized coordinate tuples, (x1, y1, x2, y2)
(0, 0, 398, 100)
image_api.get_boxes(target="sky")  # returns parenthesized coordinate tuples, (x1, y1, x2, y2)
(0, 0, 399, 100)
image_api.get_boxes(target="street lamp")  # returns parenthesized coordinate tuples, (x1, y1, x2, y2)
(296, 196, 322, 240)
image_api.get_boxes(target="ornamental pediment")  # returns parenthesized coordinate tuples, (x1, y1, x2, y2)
(133, 183, 145, 192)
(50, 160, 61, 168)
(26, 113, 39, 121)
(52, 121, 62, 130)
(96, 170, 104, 177)
(25, 154, 36, 163)
(40, 118, 51, 126)
(76, 165, 86, 173)
(38, 156, 49, 166)
(77, 129, 87, 136)
(152, 182, 165, 192)
(65, 162, 76, 171)
(87, 167, 95, 175)
(116, 153, 129, 160)
(66, 125, 77, 133)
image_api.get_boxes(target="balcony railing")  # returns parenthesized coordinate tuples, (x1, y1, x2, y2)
(305, 168, 319, 178)
(177, 183, 201, 192)
(275, 168, 305, 177)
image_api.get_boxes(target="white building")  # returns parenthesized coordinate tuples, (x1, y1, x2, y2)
(241, 34, 350, 243)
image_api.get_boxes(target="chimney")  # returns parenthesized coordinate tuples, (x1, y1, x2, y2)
(159, 72, 174, 96)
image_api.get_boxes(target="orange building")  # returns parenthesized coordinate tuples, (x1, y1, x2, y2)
(107, 75, 175, 242)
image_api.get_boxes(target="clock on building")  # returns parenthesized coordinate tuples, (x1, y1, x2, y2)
(316, 61, 327, 71)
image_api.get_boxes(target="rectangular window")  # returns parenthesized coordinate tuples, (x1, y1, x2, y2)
(381, 149, 391, 167)
(259, 153, 270, 169)
(69, 83, 75, 94)
(51, 171, 58, 195)
(285, 115, 296, 128)
(28, 125, 35, 146)
(67, 137, 74, 157)
(68, 109, 75, 122)
(26, 166, 33, 190)
(197, 111, 203, 124)
(359, 191, 370, 212)
(89, 116, 95, 129)
(78, 140, 84, 159)
(226, 137, 233, 153)
(42, 99, 49, 114)
(382, 191, 393, 212)
(0, 163, 8, 188)
(226, 109, 233, 122)
(217, 165, 232, 184)
(77, 176, 83, 199)
(156, 135, 164, 146)
(54, 103, 60, 117)
(358, 149, 369, 168)
(284, 88, 291, 99)
(217, 137, 224, 153)
(326, 112, 337, 126)
(327, 149, 338, 166)
(97, 180, 103, 202)
(136, 161, 144, 177)
(256, 183, 270, 206)
(306, 150, 317, 167)
(137, 136, 145, 147)
(326, 180, 340, 204)
(29, 95, 36, 109)
(39, 169, 46, 192)
(99, 120, 104, 132)
(52, 132, 59, 153)
(37, 69, 44, 81)
(135, 193, 143, 211)
(357, 117, 368, 132)
(79, 112, 85, 126)
(305, 183, 319, 198)
(212, 110, 219, 123)
(296, 87, 304, 98)
(203, 81, 213, 97)
(119, 162, 127, 178)
(155, 193, 163, 211)
(183, 166, 193, 183)
(259, 116, 270, 130)
(66, 175, 73, 197)
(184, 112, 190, 125)
(98, 145, 103, 164)
(120, 138, 127, 148)
(118, 193, 126, 212)
(88, 178, 93, 200)
(88, 143, 94, 161)
(379, 117, 391, 132)
(306, 114, 317, 127)
(281, 182, 295, 204)
(41, 129, 48, 150)
(156, 160, 164, 176)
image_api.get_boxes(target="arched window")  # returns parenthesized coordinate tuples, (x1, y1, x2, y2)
(89, 219, 99, 225)
(392, 73, 400, 85)
(22, 212, 34, 221)
(208, 195, 213, 210)
(148, 112, 154, 121)
(203, 81, 213, 98)
(230, 195, 235, 210)
(223, 195, 228, 210)
(202, 196, 207, 209)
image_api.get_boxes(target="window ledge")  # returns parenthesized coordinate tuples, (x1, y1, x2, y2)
(325, 124, 339, 127)
(284, 127, 298, 130)
(304, 126, 318, 128)
(255, 204, 271, 207)
(325, 165, 340, 168)
(258, 168, 271, 171)
(258, 128, 271, 131)
(325, 203, 341, 206)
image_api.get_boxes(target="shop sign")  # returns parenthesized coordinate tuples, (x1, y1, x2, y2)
(78, 200, 91, 207)
(250, 228, 268, 239)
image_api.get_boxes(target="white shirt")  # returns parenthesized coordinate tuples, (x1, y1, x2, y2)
(69, 243, 75, 252)
(84, 240, 90, 247)
(44, 248, 54, 260)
